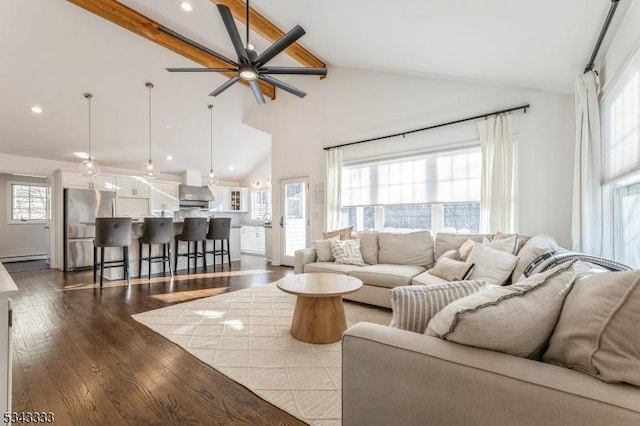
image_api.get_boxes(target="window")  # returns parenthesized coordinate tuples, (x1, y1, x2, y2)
(601, 44, 640, 267)
(9, 182, 49, 224)
(340, 147, 481, 233)
(251, 189, 271, 221)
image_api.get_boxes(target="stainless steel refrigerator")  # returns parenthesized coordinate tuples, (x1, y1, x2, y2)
(63, 188, 116, 271)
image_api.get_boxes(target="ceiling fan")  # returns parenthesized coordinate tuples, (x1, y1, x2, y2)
(159, 0, 327, 104)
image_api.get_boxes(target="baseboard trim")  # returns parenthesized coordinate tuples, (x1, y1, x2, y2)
(0, 254, 48, 263)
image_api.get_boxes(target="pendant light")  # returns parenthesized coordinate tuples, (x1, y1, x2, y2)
(79, 93, 101, 178)
(141, 82, 160, 180)
(205, 104, 219, 187)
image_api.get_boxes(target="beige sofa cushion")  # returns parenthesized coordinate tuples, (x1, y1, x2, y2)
(303, 262, 362, 275)
(411, 271, 448, 286)
(429, 257, 475, 281)
(354, 231, 379, 264)
(378, 231, 434, 268)
(426, 262, 577, 359)
(390, 281, 489, 333)
(312, 239, 335, 262)
(543, 270, 640, 387)
(434, 233, 490, 260)
(349, 264, 426, 289)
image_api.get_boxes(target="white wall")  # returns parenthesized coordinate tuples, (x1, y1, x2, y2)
(0, 174, 49, 260)
(245, 66, 575, 265)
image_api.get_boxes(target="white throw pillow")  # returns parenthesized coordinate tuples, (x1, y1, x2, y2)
(312, 239, 335, 262)
(467, 243, 518, 285)
(426, 261, 577, 359)
(329, 239, 365, 266)
(390, 281, 488, 333)
(482, 234, 518, 254)
(429, 257, 475, 282)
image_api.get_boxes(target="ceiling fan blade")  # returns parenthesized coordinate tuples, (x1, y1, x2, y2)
(249, 80, 266, 105)
(217, 5, 250, 65)
(260, 66, 327, 76)
(254, 25, 306, 67)
(158, 25, 238, 67)
(209, 75, 241, 97)
(167, 67, 236, 72)
(259, 75, 306, 98)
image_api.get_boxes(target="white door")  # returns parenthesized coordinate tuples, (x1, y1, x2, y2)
(280, 178, 309, 266)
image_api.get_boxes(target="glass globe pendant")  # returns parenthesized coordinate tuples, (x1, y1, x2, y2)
(79, 93, 101, 178)
(141, 82, 159, 180)
(205, 104, 219, 187)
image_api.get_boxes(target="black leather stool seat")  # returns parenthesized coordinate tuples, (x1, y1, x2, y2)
(174, 217, 208, 274)
(138, 217, 174, 279)
(93, 217, 132, 287)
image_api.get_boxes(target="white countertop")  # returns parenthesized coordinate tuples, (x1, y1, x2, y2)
(0, 263, 19, 299)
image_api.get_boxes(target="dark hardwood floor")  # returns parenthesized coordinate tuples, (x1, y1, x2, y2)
(8, 257, 305, 425)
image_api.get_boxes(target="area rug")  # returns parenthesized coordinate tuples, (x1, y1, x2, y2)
(132, 283, 391, 425)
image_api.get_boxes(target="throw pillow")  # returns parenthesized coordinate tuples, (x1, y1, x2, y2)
(466, 243, 518, 285)
(438, 249, 461, 261)
(482, 234, 518, 255)
(494, 231, 529, 254)
(543, 270, 640, 386)
(312, 239, 335, 262)
(458, 239, 475, 261)
(430, 257, 475, 282)
(378, 231, 435, 268)
(426, 261, 577, 359)
(329, 239, 365, 266)
(322, 226, 354, 240)
(511, 234, 559, 282)
(390, 281, 489, 333)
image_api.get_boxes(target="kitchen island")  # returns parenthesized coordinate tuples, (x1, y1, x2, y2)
(100, 220, 241, 280)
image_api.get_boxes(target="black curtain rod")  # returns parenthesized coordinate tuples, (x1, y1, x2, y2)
(584, 0, 620, 73)
(323, 104, 530, 151)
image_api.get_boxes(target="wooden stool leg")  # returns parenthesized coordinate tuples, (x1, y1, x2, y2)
(202, 240, 206, 270)
(168, 244, 174, 277)
(226, 239, 231, 267)
(147, 244, 151, 280)
(174, 240, 178, 272)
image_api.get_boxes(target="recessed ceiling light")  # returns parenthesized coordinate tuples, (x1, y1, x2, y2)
(228, 165, 235, 171)
(165, 124, 172, 128)
(30, 105, 43, 114)
(166, 154, 173, 161)
(180, 2, 192, 12)
(74, 152, 90, 159)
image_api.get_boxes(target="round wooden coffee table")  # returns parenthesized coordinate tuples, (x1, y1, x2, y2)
(276, 273, 363, 344)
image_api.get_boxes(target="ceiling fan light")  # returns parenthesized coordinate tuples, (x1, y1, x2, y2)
(239, 67, 258, 81)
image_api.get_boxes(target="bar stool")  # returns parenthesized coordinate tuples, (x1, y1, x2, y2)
(206, 217, 232, 271)
(174, 217, 208, 274)
(138, 217, 174, 280)
(93, 217, 132, 288)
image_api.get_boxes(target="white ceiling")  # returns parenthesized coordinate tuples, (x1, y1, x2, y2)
(0, 0, 614, 179)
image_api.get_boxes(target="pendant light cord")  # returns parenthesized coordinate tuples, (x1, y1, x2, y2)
(147, 83, 153, 162)
(209, 104, 214, 172)
(84, 93, 93, 160)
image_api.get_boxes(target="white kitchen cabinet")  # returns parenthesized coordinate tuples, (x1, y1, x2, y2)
(209, 187, 248, 213)
(0, 263, 18, 415)
(265, 226, 272, 262)
(150, 182, 180, 213)
(116, 176, 150, 198)
(241, 225, 265, 255)
(62, 172, 116, 191)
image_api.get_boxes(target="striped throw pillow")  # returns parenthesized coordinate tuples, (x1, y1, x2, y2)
(390, 281, 489, 333)
(329, 239, 365, 266)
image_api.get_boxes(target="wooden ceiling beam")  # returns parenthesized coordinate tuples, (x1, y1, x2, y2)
(66, 0, 276, 99)
(211, 0, 326, 77)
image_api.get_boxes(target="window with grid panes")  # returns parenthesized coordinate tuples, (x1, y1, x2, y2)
(10, 182, 49, 223)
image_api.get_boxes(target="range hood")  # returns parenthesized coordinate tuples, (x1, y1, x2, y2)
(179, 185, 214, 207)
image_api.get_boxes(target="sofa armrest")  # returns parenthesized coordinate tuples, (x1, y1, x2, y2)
(294, 248, 317, 274)
(343, 322, 640, 426)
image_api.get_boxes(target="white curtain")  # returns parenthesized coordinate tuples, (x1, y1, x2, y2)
(478, 114, 515, 233)
(571, 71, 602, 255)
(325, 147, 343, 231)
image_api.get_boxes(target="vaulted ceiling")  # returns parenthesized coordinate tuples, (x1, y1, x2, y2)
(0, 0, 614, 180)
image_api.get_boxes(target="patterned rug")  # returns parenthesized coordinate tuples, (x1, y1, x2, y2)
(132, 283, 391, 425)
